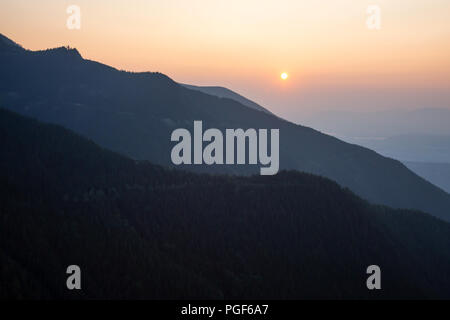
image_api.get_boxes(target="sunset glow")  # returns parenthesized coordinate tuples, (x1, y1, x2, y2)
(1, 0, 450, 119)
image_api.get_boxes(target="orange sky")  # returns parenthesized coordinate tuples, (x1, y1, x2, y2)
(1, 0, 450, 119)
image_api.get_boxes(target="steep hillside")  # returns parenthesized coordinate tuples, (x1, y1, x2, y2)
(1, 34, 450, 221)
(181, 83, 273, 114)
(1, 108, 450, 299)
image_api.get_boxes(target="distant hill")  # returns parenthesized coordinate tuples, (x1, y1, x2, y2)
(2, 108, 450, 299)
(404, 161, 450, 194)
(181, 83, 273, 115)
(342, 134, 450, 164)
(1, 33, 450, 221)
(303, 108, 450, 138)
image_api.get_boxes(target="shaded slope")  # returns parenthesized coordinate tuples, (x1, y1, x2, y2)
(181, 83, 273, 115)
(2, 108, 450, 299)
(0, 33, 450, 221)
(404, 161, 450, 193)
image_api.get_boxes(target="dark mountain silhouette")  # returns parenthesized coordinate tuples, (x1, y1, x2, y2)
(2, 108, 450, 299)
(181, 83, 273, 115)
(0, 33, 23, 52)
(1, 33, 450, 221)
(404, 161, 450, 193)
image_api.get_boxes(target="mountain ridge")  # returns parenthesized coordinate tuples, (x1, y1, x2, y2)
(181, 83, 273, 115)
(1, 33, 450, 221)
(0, 33, 24, 52)
(2, 107, 450, 299)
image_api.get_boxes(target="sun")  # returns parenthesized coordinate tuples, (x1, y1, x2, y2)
(281, 72, 288, 80)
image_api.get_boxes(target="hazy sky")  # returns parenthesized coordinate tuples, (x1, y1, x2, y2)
(1, 0, 450, 120)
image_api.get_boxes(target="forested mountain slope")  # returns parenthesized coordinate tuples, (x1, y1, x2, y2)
(1, 109, 450, 299)
(1, 33, 450, 221)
